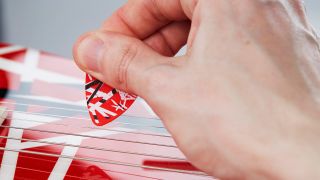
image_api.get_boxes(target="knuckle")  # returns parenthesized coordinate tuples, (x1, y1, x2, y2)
(259, 0, 284, 11)
(116, 42, 138, 89)
(98, 38, 138, 91)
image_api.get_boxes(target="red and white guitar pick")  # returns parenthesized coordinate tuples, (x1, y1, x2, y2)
(85, 74, 137, 126)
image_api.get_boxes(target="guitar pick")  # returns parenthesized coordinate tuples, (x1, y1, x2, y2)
(85, 74, 137, 126)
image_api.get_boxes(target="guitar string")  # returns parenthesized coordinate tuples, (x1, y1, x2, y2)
(0, 147, 209, 177)
(0, 138, 195, 178)
(0, 48, 209, 178)
(0, 125, 178, 148)
(0, 101, 162, 121)
(84, 125, 171, 138)
(2, 154, 203, 180)
(1, 101, 87, 113)
(0, 126, 205, 176)
(1, 110, 171, 138)
(0, 156, 161, 180)
(3, 109, 174, 139)
(0, 105, 200, 176)
(0, 143, 188, 179)
(0, 114, 172, 147)
(13, 154, 164, 180)
(4, 109, 166, 130)
(1, 163, 90, 180)
(0, 109, 201, 177)
(0, 138, 186, 173)
(1, 104, 198, 176)
(0, 143, 187, 179)
(4, 116, 172, 138)
(7, 150, 164, 179)
(4, 109, 164, 127)
(0, 135, 185, 161)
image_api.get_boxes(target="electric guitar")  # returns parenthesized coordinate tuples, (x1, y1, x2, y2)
(0, 43, 213, 179)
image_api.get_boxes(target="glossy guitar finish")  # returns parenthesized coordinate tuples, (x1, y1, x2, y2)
(0, 43, 212, 179)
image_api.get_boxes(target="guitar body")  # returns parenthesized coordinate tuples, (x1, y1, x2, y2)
(0, 43, 212, 179)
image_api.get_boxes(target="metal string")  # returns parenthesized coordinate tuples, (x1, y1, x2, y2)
(0, 48, 209, 178)
(4, 109, 166, 129)
(0, 135, 185, 160)
(0, 163, 88, 180)
(0, 101, 162, 121)
(4, 116, 172, 138)
(0, 125, 178, 148)
(0, 147, 209, 177)
(0, 156, 160, 180)
(7, 153, 161, 180)
(1, 101, 87, 113)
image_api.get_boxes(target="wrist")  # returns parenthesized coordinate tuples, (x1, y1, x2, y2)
(264, 116, 320, 180)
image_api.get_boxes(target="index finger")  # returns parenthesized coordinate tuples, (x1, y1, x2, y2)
(101, 0, 196, 39)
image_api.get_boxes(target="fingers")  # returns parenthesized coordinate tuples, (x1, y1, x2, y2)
(73, 31, 178, 97)
(284, 0, 310, 28)
(101, 0, 197, 39)
(144, 21, 190, 56)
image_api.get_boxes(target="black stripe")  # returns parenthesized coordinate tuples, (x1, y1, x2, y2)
(85, 80, 101, 90)
(86, 82, 103, 105)
(0, 89, 8, 99)
(118, 103, 125, 110)
(100, 99, 106, 103)
(112, 89, 117, 94)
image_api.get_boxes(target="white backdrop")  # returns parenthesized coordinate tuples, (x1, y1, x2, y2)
(0, 0, 319, 58)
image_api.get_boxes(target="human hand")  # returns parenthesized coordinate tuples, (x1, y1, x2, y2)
(73, 0, 320, 179)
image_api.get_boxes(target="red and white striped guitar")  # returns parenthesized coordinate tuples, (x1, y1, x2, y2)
(0, 43, 213, 179)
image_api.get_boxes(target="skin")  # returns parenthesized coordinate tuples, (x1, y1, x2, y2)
(73, 0, 320, 179)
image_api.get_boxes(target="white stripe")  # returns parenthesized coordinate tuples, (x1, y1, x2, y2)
(11, 111, 60, 128)
(0, 57, 82, 85)
(0, 110, 135, 179)
(0, 128, 23, 180)
(48, 128, 133, 179)
(0, 46, 24, 55)
(87, 87, 114, 100)
(48, 138, 81, 180)
(21, 49, 40, 82)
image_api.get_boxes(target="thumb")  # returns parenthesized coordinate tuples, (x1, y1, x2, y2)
(73, 31, 178, 97)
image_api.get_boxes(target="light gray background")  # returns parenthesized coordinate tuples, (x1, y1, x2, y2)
(0, 0, 319, 58)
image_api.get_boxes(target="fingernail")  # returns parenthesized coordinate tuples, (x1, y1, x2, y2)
(77, 35, 104, 72)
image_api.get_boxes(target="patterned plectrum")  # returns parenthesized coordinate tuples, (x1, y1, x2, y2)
(85, 74, 137, 126)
